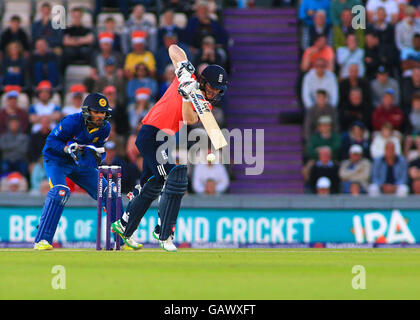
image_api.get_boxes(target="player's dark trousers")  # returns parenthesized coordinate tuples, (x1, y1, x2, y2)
(123, 125, 187, 239)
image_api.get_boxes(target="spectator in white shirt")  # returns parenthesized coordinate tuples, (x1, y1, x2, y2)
(366, 0, 399, 24)
(336, 33, 365, 79)
(192, 157, 230, 195)
(395, 6, 420, 51)
(29, 80, 61, 133)
(370, 122, 402, 159)
(302, 57, 339, 108)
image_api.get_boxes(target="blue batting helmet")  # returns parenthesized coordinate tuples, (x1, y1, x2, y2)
(199, 64, 228, 104)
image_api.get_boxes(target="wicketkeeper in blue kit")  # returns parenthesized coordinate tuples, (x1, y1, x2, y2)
(33, 93, 142, 250)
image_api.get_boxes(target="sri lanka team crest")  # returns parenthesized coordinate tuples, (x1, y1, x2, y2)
(99, 98, 107, 107)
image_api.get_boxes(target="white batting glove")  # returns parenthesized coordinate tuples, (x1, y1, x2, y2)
(178, 80, 198, 100)
(175, 60, 195, 83)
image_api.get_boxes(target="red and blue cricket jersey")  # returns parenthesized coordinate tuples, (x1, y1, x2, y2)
(142, 75, 212, 135)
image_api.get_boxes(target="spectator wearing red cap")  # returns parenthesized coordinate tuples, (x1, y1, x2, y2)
(124, 30, 156, 78)
(128, 87, 151, 132)
(62, 7, 94, 66)
(84, 32, 124, 92)
(126, 63, 158, 104)
(100, 16, 122, 53)
(62, 84, 86, 116)
(28, 81, 61, 133)
(123, 4, 158, 54)
(0, 171, 28, 193)
(0, 89, 29, 134)
(102, 85, 129, 136)
(92, 57, 125, 105)
(91, 32, 124, 80)
(30, 38, 61, 89)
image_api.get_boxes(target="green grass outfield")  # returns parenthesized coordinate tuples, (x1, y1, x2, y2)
(1, 248, 420, 300)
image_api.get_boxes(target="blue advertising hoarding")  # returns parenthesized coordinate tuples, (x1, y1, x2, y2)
(0, 207, 419, 246)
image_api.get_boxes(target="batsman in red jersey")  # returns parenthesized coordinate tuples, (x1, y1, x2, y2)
(112, 45, 228, 251)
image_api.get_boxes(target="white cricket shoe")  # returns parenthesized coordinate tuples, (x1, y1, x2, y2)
(159, 235, 177, 252)
(111, 220, 143, 250)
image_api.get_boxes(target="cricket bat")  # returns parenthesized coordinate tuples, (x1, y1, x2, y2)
(189, 89, 228, 150)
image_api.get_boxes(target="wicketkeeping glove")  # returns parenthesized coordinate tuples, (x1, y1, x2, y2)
(64, 142, 81, 164)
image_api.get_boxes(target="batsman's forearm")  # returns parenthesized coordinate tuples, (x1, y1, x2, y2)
(182, 101, 198, 125)
(169, 44, 188, 67)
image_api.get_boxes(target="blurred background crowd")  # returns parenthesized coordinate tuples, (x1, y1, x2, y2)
(4, 0, 418, 198)
(299, 0, 420, 196)
(0, 0, 231, 196)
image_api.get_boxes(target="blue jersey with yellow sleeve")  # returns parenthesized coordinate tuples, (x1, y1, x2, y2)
(42, 112, 110, 167)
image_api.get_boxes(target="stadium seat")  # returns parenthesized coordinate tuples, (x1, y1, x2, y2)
(96, 13, 125, 32)
(173, 13, 188, 29)
(4, 0, 32, 16)
(64, 65, 91, 93)
(67, 0, 95, 12)
(159, 12, 188, 29)
(0, 92, 30, 111)
(143, 12, 157, 27)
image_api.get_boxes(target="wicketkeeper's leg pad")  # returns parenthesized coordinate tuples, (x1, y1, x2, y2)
(35, 185, 71, 243)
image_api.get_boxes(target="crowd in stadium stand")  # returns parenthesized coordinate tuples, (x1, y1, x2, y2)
(0, 0, 231, 196)
(299, 0, 420, 196)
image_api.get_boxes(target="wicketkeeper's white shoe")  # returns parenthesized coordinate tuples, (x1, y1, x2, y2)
(159, 235, 177, 252)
